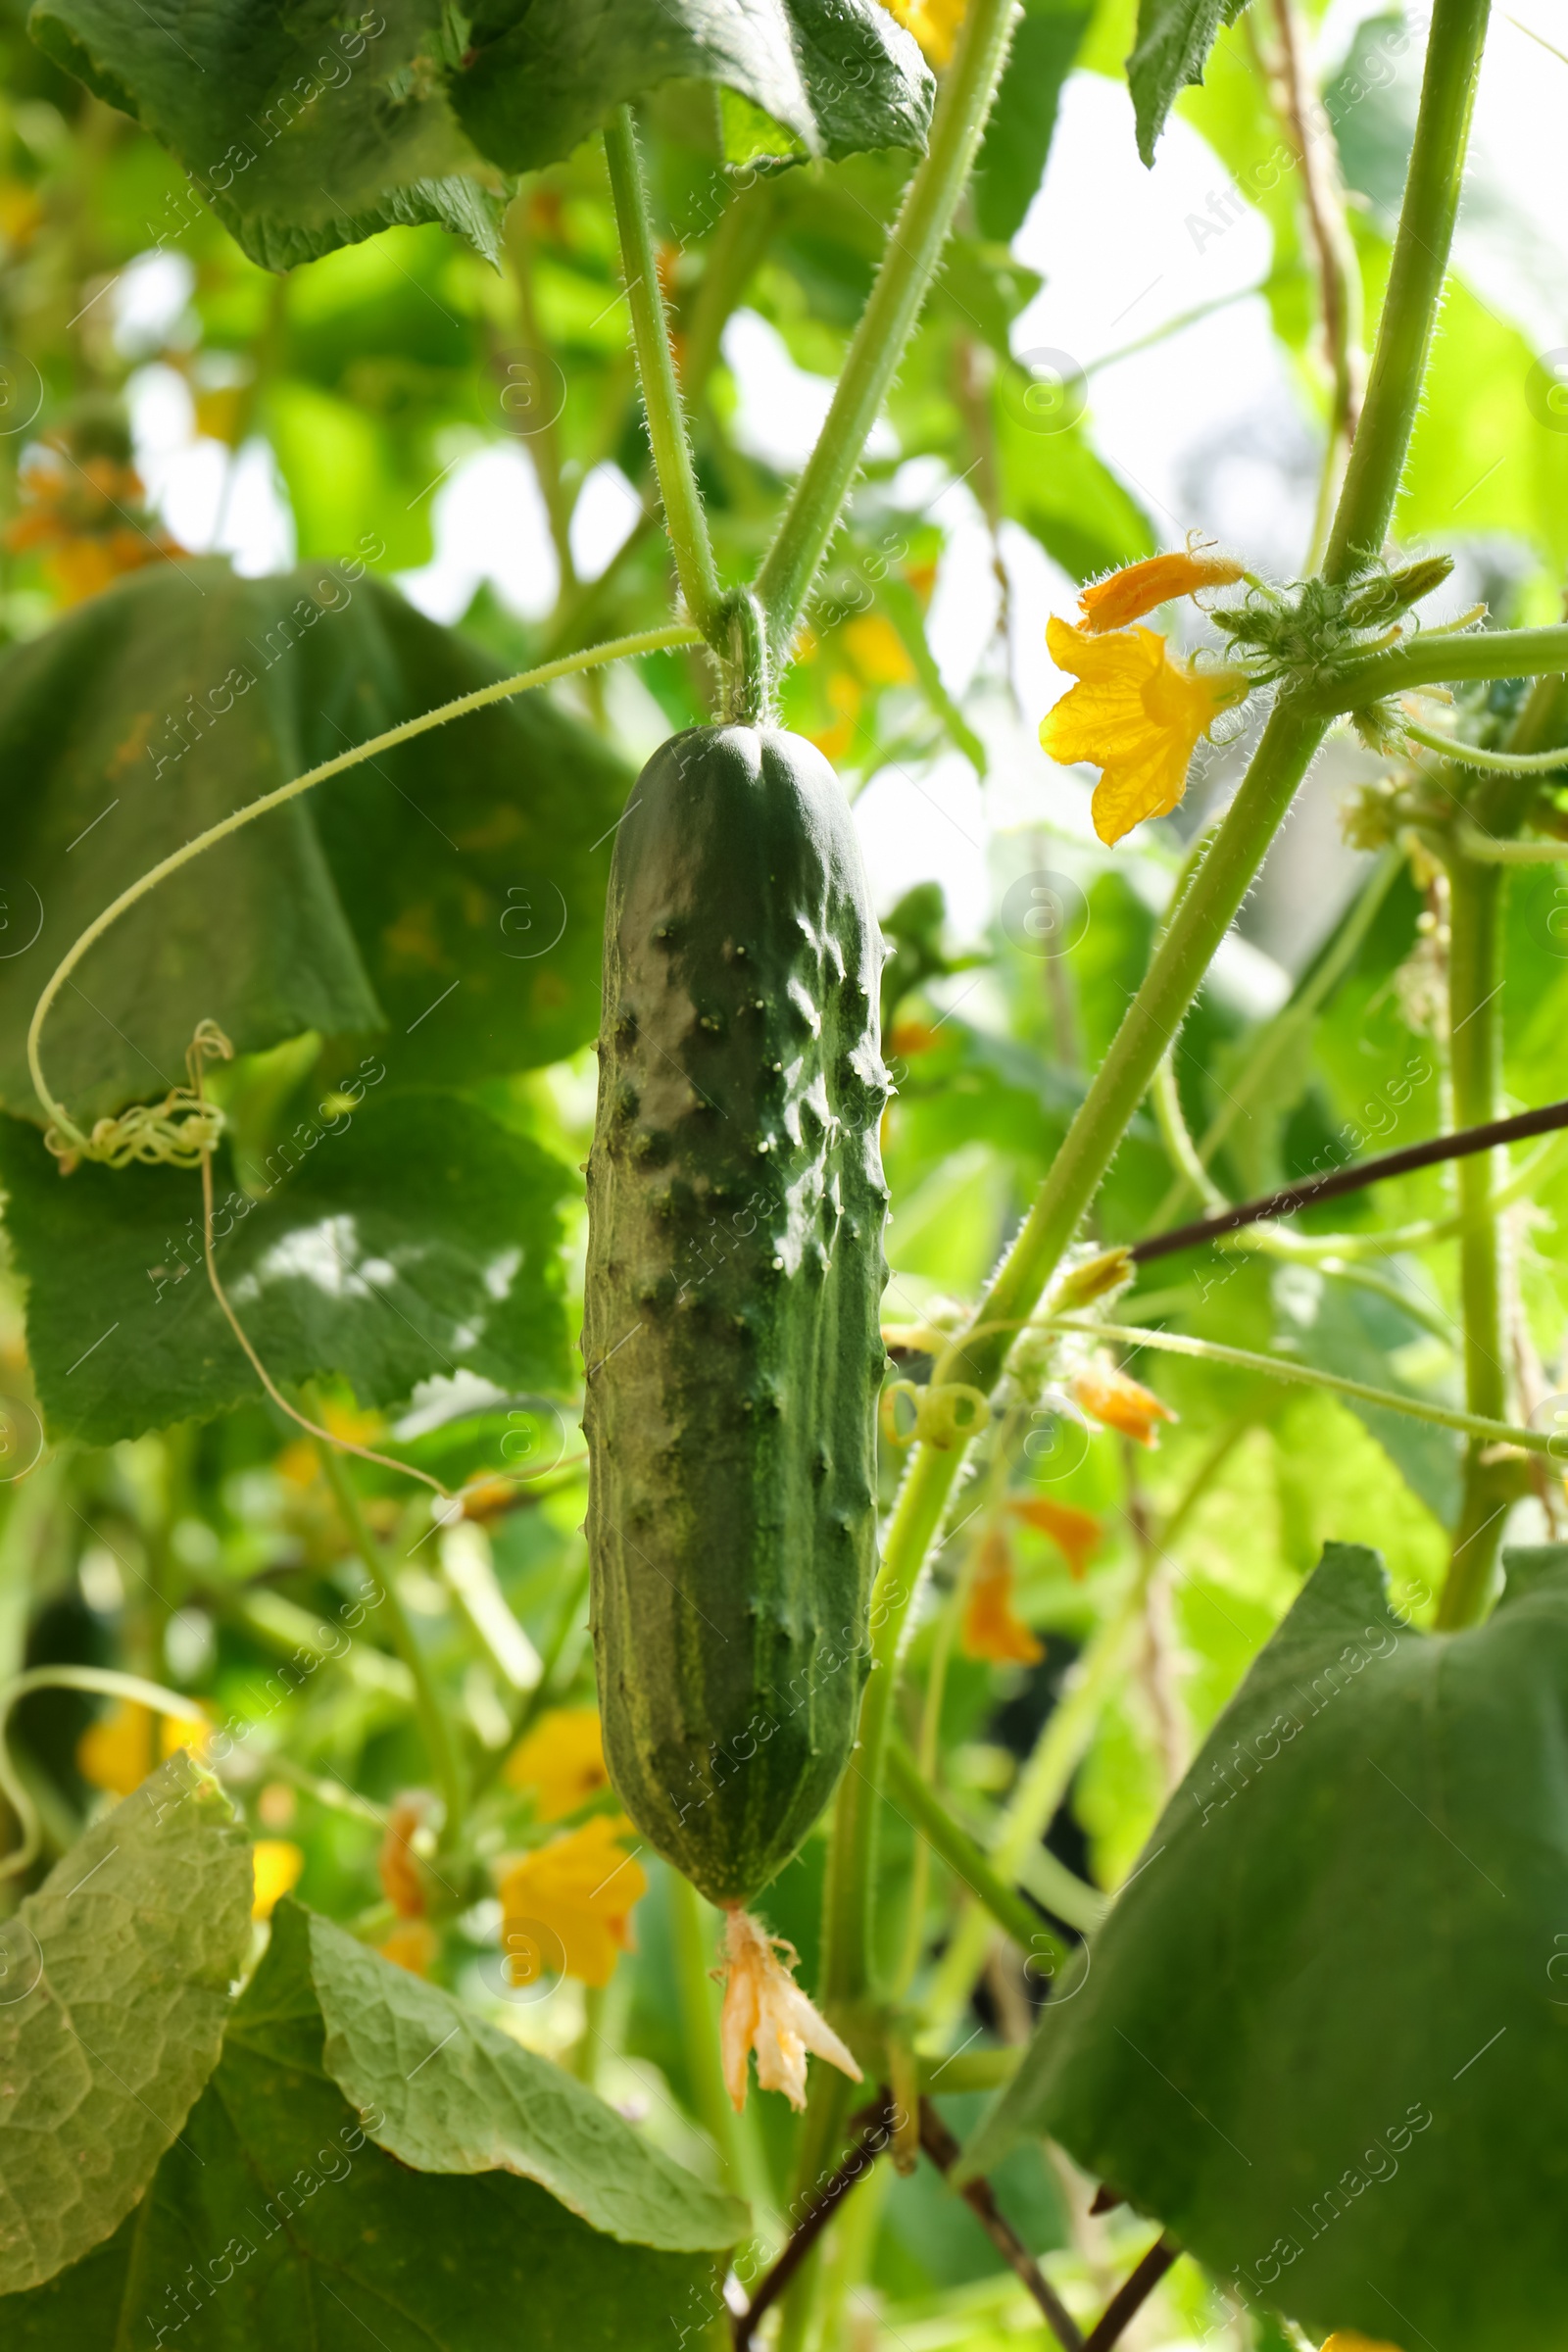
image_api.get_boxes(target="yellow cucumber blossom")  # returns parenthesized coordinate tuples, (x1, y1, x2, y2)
(1041, 614, 1250, 845)
(497, 1814, 647, 1989)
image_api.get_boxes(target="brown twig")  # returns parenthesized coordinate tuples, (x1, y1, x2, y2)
(918, 2100, 1085, 2352)
(732, 2094, 895, 2349)
(1131, 1095, 1568, 1265)
(1080, 2233, 1180, 2352)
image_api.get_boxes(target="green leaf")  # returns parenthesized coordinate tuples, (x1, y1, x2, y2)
(26, 1, 512, 270)
(963, 1542, 1568, 2351)
(301, 1902, 747, 2249)
(1126, 0, 1252, 167)
(0, 559, 633, 1126)
(28, 0, 929, 273)
(1270, 1267, 1460, 1525)
(972, 0, 1093, 243)
(0, 1899, 732, 2347)
(0, 1755, 252, 2295)
(452, 0, 933, 174)
(0, 1090, 573, 1445)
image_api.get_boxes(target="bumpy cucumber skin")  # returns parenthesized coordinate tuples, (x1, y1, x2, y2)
(584, 725, 890, 1909)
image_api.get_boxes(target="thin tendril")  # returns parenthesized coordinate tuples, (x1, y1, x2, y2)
(0, 1665, 208, 1884)
(28, 623, 703, 1155)
(187, 1028, 453, 1505)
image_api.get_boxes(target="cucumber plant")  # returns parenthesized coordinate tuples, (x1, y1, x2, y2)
(1, 0, 1567, 2347)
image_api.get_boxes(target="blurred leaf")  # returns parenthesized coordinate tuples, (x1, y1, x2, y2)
(453, 0, 934, 172)
(300, 1901, 747, 2247)
(0, 1896, 727, 2347)
(1126, 0, 1253, 167)
(972, 0, 1093, 243)
(1271, 1265, 1460, 1524)
(996, 390, 1155, 582)
(0, 1090, 573, 1445)
(0, 1756, 251, 2294)
(26, 1, 512, 270)
(0, 560, 633, 1125)
(966, 1542, 1568, 2351)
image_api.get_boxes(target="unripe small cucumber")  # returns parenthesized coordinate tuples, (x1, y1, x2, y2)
(584, 724, 890, 1908)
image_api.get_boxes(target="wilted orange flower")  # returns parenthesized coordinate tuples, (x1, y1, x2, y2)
(251, 1838, 304, 1921)
(379, 1919, 440, 1976)
(378, 1790, 436, 1918)
(504, 1707, 612, 1822)
(1009, 1494, 1102, 1581)
(76, 1699, 209, 1797)
(719, 1909, 862, 2110)
(1041, 615, 1249, 846)
(497, 1815, 646, 1989)
(1072, 1361, 1177, 1447)
(1078, 549, 1244, 634)
(962, 1525, 1044, 1665)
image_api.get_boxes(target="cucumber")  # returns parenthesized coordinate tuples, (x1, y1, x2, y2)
(584, 724, 890, 1908)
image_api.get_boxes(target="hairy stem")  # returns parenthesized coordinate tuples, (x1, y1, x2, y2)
(1320, 0, 1493, 579)
(603, 106, 723, 642)
(1306, 621, 1568, 713)
(754, 0, 1019, 657)
(883, 1736, 1063, 1967)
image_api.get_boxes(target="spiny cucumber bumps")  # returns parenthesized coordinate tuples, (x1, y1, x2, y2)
(584, 725, 890, 1908)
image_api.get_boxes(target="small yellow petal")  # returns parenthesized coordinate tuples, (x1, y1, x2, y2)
(76, 1700, 210, 1798)
(497, 1816, 646, 1989)
(1040, 617, 1248, 845)
(252, 1839, 304, 1921)
(1009, 1494, 1102, 1581)
(1072, 1362, 1177, 1447)
(504, 1707, 612, 1822)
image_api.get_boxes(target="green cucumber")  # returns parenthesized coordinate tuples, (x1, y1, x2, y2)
(584, 724, 890, 1909)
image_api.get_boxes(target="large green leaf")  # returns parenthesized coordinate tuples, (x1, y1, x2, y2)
(1126, 0, 1252, 166)
(963, 1542, 1568, 2350)
(26, 1, 512, 270)
(451, 0, 932, 173)
(0, 560, 632, 1126)
(28, 0, 929, 272)
(971, 0, 1092, 243)
(0, 1899, 731, 2347)
(0, 1755, 252, 2294)
(1271, 1267, 1460, 1525)
(301, 1901, 746, 2248)
(0, 1090, 572, 1445)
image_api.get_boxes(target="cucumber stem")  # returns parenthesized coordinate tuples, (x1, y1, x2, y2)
(753, 0, 1019, 659)
(603, 105, 723, 645)
(819, 0, 1501, 2028)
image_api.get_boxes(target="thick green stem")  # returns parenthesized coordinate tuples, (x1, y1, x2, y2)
(604, 106, 722, 642)
(753, 0, 1018, 657)
(884, 1737, 1064, 1967)
(821, 699, 1326, 2014)
(1437, 852, 1516, 1626)
(1320, 0, 1492, 580)
(1306, 623, 1568, 714)
(315, 1439, 466, 1838)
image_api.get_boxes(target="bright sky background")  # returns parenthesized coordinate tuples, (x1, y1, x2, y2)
(122, 0, 1568, 988)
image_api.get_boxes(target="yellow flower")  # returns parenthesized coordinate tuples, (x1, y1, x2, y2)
(1072, 1361, 1177, 1448)
(718, 1909, 862, 2111)
(1078, 549, 1244, 635)
(1040, 614, 1249, 846)
(504, 1707, 612, 1822)
(251, 1838, 304, 1920)
(379, 1919, 440, 1977)
(962, 1526, 1044, 1666)
(844, 612, 915, 685)
(1321, 2338, 1405, 2352)
(1008, 1494, 1103, 1582)
(497, 1815, 646, 1989)
(881, 0, 967, 65)
(76, 1699, 210, 1798)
